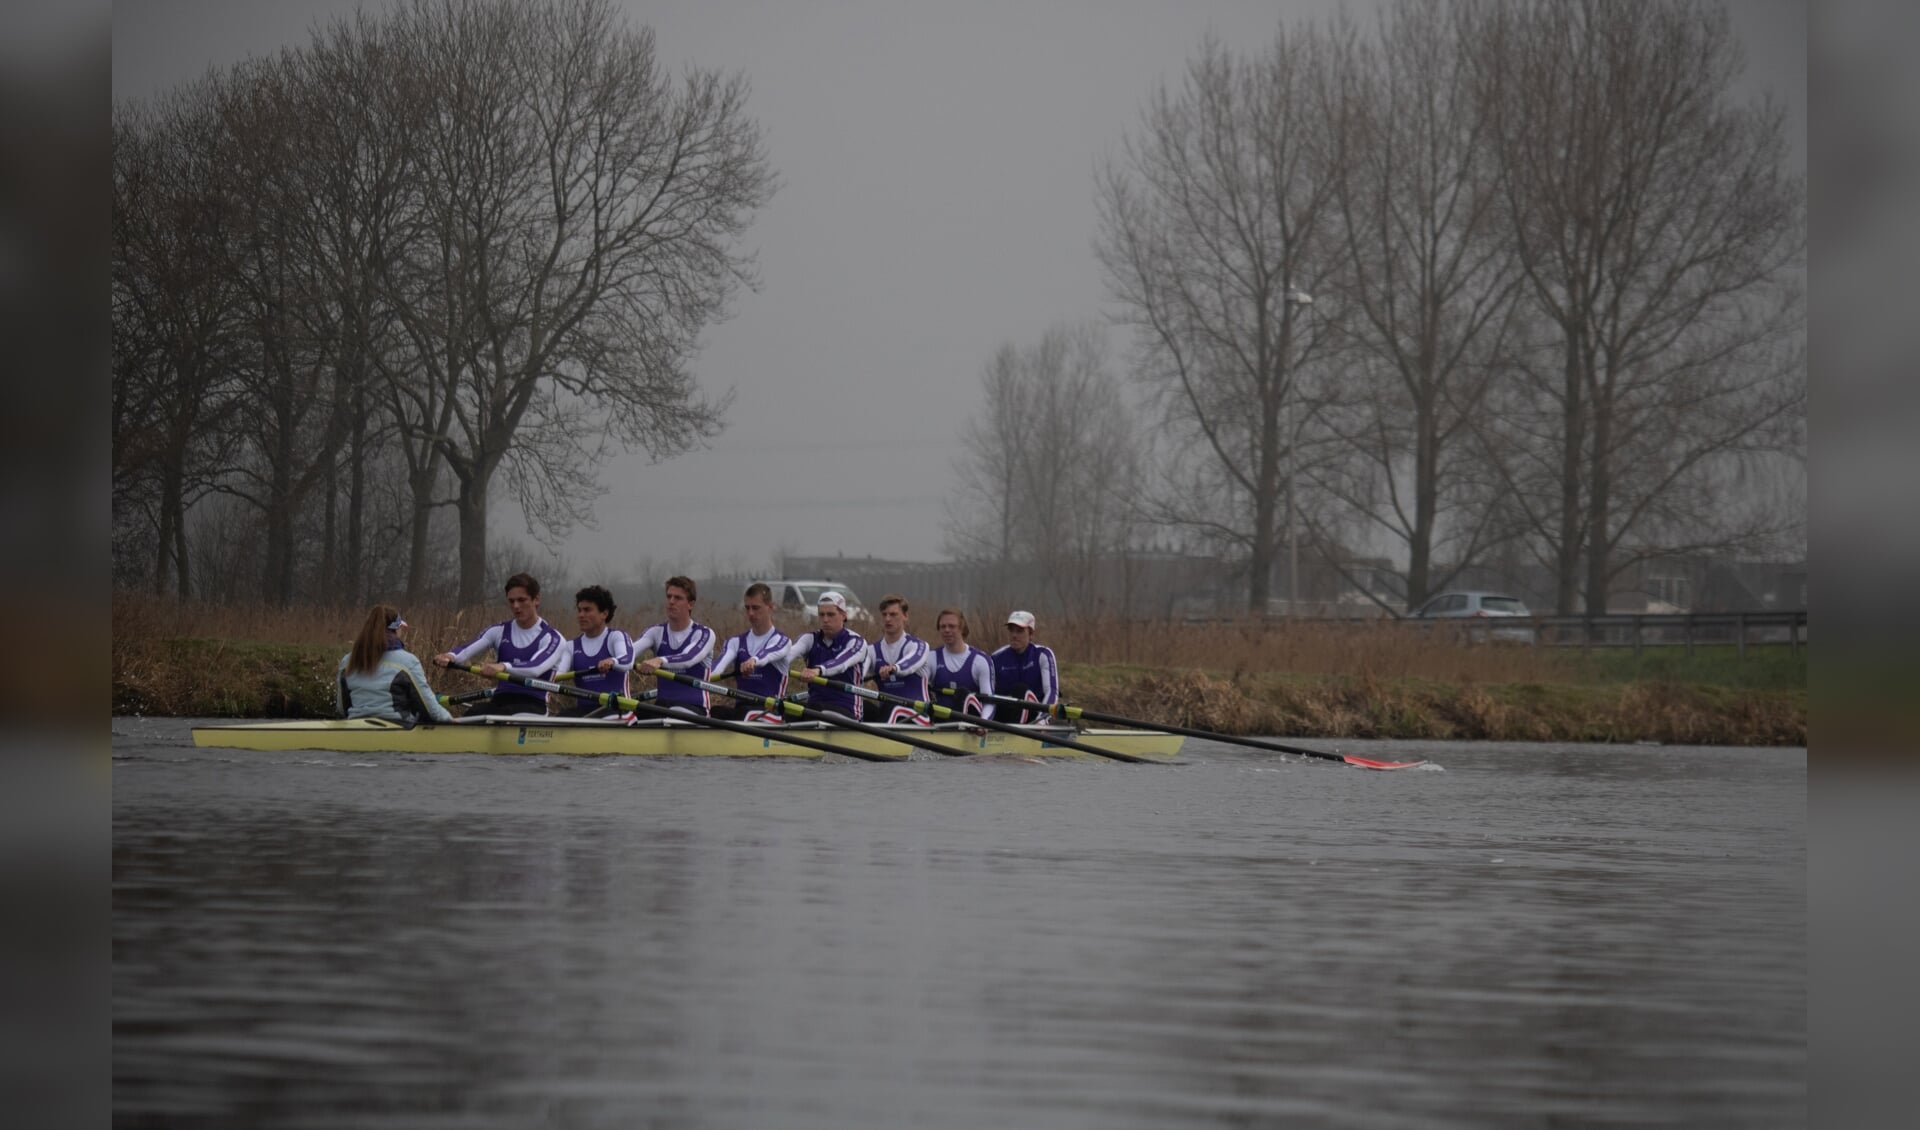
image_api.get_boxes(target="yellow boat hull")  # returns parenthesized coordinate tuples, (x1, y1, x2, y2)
(189, 717, 1184, 761)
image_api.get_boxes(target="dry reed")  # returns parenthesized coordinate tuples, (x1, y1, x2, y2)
(111, 592, 1804, 744)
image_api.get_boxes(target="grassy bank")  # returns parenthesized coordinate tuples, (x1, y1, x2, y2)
(113, 635, 1806, 747)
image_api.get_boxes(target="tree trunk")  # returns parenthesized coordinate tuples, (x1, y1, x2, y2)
(455, 475, 489, 608)
(1554, 336, 1585, 615)
(1583, 391, 1613, 615)
(266, 404, 296, 608)
(346, 396, 365, 603)
(321, 453, 338, 598)
(1408, 394, 1439, 607)
(154, 469, 180, 598)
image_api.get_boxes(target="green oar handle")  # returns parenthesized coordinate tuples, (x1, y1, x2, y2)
(453, 664, 895, 763)
(934, 684, 1349, 763)
(802, 674, 1165, 765)
(647, 668, 975, 760)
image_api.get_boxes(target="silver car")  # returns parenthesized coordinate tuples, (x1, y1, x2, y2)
(1407, 591, 1535, 642)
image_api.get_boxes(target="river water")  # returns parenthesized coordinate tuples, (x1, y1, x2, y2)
(113, 718, 1804, 1127)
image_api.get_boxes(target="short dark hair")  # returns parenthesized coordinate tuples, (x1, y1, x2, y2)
(665, 575, 696, 602)
(575, 584, 615, 616)
(743, 582, 772, 603)
(879, 594, 908, 613)
(505, 572, 540, 598)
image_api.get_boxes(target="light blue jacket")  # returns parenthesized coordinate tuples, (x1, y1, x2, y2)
(336, 647, 453, 723)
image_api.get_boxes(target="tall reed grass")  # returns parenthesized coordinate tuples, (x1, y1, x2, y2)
(114, 592, 1574, 684)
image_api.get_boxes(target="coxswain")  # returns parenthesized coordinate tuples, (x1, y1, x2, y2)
(338, 605, 453, 723)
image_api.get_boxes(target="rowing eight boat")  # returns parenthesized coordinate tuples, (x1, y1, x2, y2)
(190, 716, 1186, 761)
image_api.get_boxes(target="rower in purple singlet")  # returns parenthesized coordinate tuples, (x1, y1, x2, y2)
(789, 590, 868, 721)
(866, 594, 933, 724)
(990, 609, 1058, 725)
(434, 571, 566, 715)
(552, 584, 634, 718)
(928, 607, 995, 721)
(633, 575, 717, 716)
(708, 582, 793, 722)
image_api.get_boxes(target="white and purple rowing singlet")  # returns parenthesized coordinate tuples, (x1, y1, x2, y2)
(931, 645, 995, 719)
(562, 628, 633, 700)
(712, 626, 793, 704)
(795, 626, 867, 719)
(991, 642, 1058, 722)
(634, 620, 715, 714)
(451, 618, 566, 702)
(869, 633, 932, 704)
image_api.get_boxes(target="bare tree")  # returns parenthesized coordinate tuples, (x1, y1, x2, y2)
(1316, 2, 1523, 610)
(943, 324, 1144, 618)
(378, 0, 771, 605)
(1095, 31, 1341, 612)
(111, 84, 246, 599)
(1470, 0, 1806, 613)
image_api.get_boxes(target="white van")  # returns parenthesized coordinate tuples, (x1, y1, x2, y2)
(750, 579, 872, 625)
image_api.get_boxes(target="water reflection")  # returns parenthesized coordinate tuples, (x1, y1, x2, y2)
(113, 725, 1804, 1126)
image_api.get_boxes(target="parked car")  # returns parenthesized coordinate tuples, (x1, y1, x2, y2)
(750, 579, 872, 625)
(1407, 591, 1535, 643)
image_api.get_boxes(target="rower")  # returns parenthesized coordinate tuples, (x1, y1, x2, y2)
(789, 590, 868, 720)
(867, 594, 933, 724)
(434, 572, 566, 715)
(929, 608, 994, 720)
(990, 609, 1057, 724)
(633, 575, 717, 717)
(552, 584, 634, 718)
(708, 582, 792, 722)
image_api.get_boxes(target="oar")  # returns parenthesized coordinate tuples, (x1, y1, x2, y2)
(936, 686, 1427, 770)
(451, 664, 899, 763)
(800, 673, 1170, 765)
(437, 689, 494, 708)
(439, 686, 656, 707)
(643, 667, 989, 762)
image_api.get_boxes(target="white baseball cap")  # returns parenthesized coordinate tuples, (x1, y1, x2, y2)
(817, 590, 849, 612)
(1005, 610, 1037, 630)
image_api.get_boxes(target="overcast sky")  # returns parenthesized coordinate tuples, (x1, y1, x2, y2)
(113, 0, 1806, 581)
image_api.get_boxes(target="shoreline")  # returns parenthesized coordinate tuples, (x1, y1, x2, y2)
(113, 638, 1806, 747)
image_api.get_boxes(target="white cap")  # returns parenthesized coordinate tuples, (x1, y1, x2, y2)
(388, 615, 409, 631)
(1005, 610, 1037, 630)
(817, 590, 849, 612)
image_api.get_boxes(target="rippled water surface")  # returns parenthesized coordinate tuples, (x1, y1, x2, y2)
(113, 718, 1804, 1127)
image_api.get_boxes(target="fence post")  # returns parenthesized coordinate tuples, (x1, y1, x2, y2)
(1736, 612, 1747, 659)
(1632, 616, 1643, 657)
(1791, 613, 1800, 654)
(1685, 616, 1694, 658)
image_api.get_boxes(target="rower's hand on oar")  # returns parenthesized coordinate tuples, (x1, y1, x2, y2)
(596, 657, 615, 673)
(477, 661, 505, 678)
(799, 666, 821, 680)
(639, 657, 665, 674)
(738, 657, 758, 675)
(433, 652, 454, 668)
(877, 664, 896, 679)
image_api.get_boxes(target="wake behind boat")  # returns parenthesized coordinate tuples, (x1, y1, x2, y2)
(191, 715, 1186, 762)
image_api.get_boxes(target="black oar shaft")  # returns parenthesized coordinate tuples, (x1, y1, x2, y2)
(647, 668, 975, 760)
(935, 685, 1347, 763)
(456, 664, 896, 763)
(804, 674, 1163, 765)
